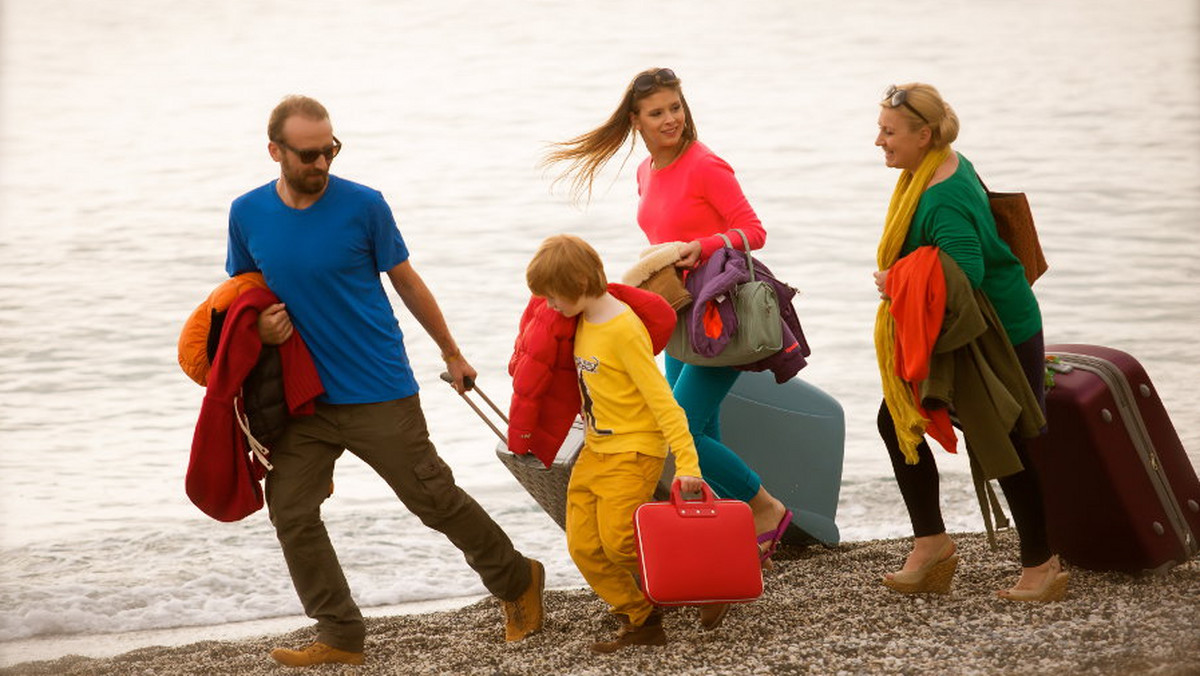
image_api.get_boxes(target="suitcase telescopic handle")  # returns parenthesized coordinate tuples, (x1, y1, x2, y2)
(439, 371, 509, 443)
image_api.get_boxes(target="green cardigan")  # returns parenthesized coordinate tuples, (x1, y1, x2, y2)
(902, 153, 1042, 346)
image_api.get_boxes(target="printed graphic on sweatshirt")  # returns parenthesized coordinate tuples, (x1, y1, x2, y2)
(575, 355, 612, 436)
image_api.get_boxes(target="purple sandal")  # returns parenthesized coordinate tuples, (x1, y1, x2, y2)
(757, 509, 794, 562)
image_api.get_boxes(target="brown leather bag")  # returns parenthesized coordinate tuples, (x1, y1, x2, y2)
(978, 174, 1049, 286)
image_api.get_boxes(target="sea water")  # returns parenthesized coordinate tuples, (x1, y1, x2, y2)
(1, 0, 1197, 664)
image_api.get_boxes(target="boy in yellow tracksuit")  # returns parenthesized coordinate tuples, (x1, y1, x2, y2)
(525, 234, 709, 653)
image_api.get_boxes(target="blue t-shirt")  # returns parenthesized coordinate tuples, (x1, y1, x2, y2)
(226, 175, 418, 404)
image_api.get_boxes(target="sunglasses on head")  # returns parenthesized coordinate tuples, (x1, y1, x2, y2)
(276, 135, 342, 164)
(883, 85, 929, 124)
(633, 68, 679, 94)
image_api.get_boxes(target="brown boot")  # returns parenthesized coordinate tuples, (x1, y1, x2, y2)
(590, 611, 667, 654)
(269, 642, 364, 667)
(698, 603, 730, 631)
(501, 558, 545, 642)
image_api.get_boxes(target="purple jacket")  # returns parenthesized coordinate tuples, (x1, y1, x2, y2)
(682, 247, 811, 383)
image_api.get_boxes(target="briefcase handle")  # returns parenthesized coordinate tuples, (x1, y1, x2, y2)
(670, 479, 719, 518)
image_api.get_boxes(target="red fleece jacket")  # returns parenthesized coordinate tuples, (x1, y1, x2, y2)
(507, 284, 676, 466)
(186, 287, 324, 522)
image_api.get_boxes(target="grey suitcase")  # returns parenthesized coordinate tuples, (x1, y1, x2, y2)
(443, 374, 672, 529)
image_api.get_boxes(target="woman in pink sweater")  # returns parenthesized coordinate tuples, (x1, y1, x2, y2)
(545, 68, 792, 565)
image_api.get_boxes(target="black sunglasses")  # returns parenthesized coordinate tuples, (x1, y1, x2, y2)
(883, 85, 929, 124)
(633, 68, 679, 94)
(276, 135, 342, 164)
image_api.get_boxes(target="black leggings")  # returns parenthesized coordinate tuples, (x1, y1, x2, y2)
(879, 331, 1051, 567)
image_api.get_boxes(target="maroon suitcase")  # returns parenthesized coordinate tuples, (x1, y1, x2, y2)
(1027, 344, 1200, 573)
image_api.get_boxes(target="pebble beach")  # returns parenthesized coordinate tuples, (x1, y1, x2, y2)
(4, 531, 1198, 676)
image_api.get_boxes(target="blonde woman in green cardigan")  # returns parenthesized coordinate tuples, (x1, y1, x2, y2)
(872, 83, 1067, 602)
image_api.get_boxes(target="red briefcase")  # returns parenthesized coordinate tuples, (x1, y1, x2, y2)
(633, 480, 763, 605)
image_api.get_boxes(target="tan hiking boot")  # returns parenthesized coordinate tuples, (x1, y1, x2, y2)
(269, 642, 364, 667)
(590, 611, 667, 653)
(699, 603, 730, 631)
(501, 558, 545, 642)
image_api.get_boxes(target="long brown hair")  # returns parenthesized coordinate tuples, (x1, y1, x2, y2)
(543, 68, 698, 203)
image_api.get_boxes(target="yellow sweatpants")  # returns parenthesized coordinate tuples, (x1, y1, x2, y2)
(565, 446, 664, 627)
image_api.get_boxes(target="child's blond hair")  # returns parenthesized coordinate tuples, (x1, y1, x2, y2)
(525, 234, 608, 301)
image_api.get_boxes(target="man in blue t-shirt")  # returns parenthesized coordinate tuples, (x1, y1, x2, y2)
(226, 95, 544, 667)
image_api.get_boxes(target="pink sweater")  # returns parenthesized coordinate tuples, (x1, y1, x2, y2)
(636, 141, 766, 260)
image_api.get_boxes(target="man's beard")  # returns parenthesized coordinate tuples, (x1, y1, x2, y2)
(281, 159, 329, 195)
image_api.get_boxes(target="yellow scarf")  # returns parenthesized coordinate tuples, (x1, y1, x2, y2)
(875, 146, 951, 464)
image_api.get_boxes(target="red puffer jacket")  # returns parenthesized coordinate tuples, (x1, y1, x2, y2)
(507, 284, 676, 466)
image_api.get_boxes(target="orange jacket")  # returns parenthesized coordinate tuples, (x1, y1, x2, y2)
(178, 272, 269, 386)
(886, 246, 957, 453)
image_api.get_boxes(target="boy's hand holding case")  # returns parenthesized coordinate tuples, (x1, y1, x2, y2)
(634, 480, 763, 605)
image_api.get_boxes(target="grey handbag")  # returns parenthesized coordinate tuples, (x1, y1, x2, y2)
(666, 230, 783, 367)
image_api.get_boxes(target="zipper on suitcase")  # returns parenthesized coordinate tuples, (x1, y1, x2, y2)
(1051, 352, 1198, 561)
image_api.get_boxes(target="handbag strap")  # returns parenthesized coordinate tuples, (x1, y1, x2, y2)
(973, 169, 993, 195)
(717, 229, 756, 282)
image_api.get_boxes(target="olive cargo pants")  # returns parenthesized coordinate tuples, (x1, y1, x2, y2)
(266, 395, 531, 652)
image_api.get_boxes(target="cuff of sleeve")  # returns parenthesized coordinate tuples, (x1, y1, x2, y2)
(697, 235, 728, 261)
(673, 448, 703, 480)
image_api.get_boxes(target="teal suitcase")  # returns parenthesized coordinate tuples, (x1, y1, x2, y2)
(721, 370, 845, 545)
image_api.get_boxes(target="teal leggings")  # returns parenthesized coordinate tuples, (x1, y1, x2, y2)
(664, 354, 763, 502)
